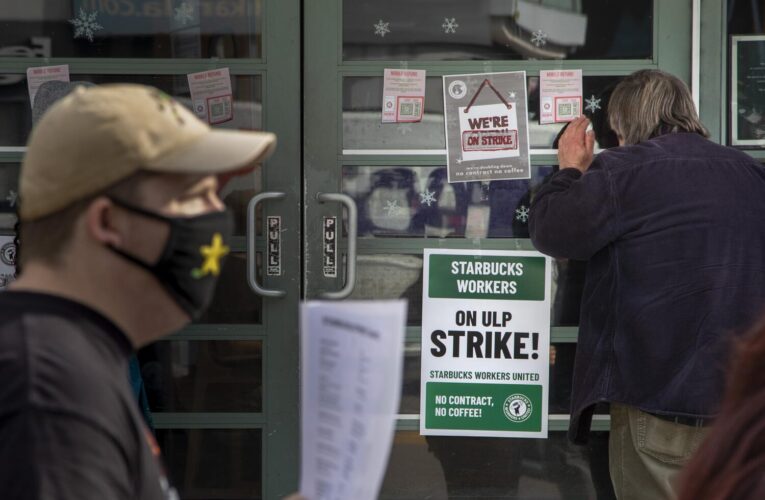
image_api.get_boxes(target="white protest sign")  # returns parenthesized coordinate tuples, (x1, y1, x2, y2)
(26, 65, 70, 108)
(458, 102, 521, 161)
(187, 68, 233, 124)
(300, 300, 407, 500)
(540, 69, 583, 124)
(382, 68, 426, 123)
(420, 249, 551, 438)
(443, 72, 531, 182)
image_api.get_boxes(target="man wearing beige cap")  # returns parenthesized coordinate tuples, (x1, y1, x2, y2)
(0, 84, 275, 499)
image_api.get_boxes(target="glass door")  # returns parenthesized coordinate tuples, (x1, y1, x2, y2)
(0, 1, 301, 498)
(304, 0, 692, 497)
(699, 0, 765, 163)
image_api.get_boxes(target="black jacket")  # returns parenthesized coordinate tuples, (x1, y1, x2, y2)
(530, 132, 765, 443)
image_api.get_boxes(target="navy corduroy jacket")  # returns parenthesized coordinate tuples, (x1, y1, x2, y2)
(530, 132, 765, 443)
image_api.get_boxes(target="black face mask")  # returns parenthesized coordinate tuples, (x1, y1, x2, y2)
(108, 198, 234, 320)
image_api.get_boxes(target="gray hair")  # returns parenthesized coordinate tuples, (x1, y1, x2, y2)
(608, 69, 709, 145)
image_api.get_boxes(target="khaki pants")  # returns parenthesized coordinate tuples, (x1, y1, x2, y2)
(609, 404, 708, 500)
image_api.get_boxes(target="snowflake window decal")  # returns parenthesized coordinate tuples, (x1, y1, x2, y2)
(442, 18, 459, 34)
(373, 20, 391, 38)
(69, 8, 104, 43)
(383, 200, 402, 217)
(174, 2, 195, 26)
(419, 190, 437, 207)
(585, 95, 602, 114)
(530, 29, 548, 48)
(515, 205, 530, 223)
(6, 190, 17, 208)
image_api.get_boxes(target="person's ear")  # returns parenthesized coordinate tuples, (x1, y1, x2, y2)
(85, 198, 123, 248)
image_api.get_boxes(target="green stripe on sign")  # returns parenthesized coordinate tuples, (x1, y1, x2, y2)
(425, 382, 542, 432)
(428, 255, 545, 301)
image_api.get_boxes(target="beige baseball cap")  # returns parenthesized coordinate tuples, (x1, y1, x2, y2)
(20, 83, 277, 221)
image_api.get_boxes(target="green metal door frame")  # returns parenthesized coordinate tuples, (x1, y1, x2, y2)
(699, 0, 729, 146)
(0, 1, 302, 497)
(259, 1, 301, 497)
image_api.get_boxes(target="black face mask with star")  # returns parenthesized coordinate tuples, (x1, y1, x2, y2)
(107, 198, 234, 320)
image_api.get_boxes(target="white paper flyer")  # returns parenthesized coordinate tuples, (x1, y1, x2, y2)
(382, 69, 426, 123)
(539, 69, 583, 124)
(26, 65, 70, 108)
(299, 300, 407, 500)
(187, 68, 234, 124)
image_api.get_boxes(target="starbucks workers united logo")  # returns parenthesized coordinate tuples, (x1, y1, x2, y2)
(1, 242, 16, 266)
(503, 394, 533, 422)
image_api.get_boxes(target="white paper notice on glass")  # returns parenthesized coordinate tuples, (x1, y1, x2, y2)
(187, 68, 234, 125)
(539, 69, 583, 124)
(382, 68, 426, 123)
(26, 65, 70, 109)
(299, 300, 407, 500)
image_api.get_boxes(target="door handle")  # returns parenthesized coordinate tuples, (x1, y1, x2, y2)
(316, 192, 357, 299)
(247, 192, 286, 298)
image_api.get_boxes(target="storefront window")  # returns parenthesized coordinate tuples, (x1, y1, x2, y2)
(0, 1, 263, 59)
(342, 165, 553, 239)
(343, 76, 622, 150)
(0, 73, 262, 146)
(139, 340, 263, 412)
(343, 0, 652, 61)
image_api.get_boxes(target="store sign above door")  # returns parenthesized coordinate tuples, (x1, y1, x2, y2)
(443, 71, 531, 183)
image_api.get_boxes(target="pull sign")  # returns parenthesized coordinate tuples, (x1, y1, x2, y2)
(323, 216, 337, 278)
(266, 216, 281, 276)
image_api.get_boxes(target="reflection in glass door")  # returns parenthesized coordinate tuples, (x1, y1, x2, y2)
(306, 0, 691, 497)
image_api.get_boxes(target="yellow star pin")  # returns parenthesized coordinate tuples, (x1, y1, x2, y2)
(192, 233, 230, 279)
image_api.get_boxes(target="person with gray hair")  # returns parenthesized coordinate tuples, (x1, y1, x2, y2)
(607, 69, 709, 146)
(529, 69, 765, 499)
